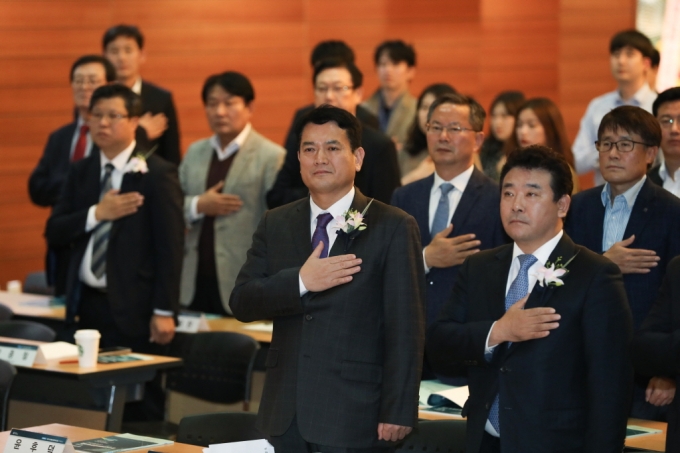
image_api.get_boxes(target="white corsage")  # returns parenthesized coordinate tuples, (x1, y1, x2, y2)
(532, 253, 579, 287)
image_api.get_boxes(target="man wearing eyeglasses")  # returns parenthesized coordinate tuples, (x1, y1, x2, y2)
(46, 84, 184, 421)
(648, 87, 680, 198)
(267, 59, 401, 208)
(29, 55, 117, 296)
(391, 94, 506, 338)
(566, 105, 680, 421)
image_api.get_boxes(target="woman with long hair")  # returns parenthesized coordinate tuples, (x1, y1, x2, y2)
(502, 97, 580, 192)
(479, 91, 525, 181)
(400, 83, 457, 184)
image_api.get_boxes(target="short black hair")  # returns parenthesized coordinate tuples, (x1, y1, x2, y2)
(609, 30, 655, 60)
(653, 87, 680, 117)
(500, 145, 573, 201)
(295, 105, 362, 152)
(89, 84, 143, 117)
(650, 48, 661, 69)
(598, 105, 661, 147)
(310, 40, 355, 66)
(427, 93, 486, 131)
(374, 40, 416, 67)
(103, 24, 144, 50)
(70, 55, 116, 83)
(313, 59, 363, 89)
(201, 71, 255, 105)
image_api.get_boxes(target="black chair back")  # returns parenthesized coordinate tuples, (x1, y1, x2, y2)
(0, 304, 12, 321)
(396, 419, 467, 452)
(23, 271, 54, 296)
(177, 411, 262, 446)
(0, 320, 56, 342)
(167, 332, 260, 405)
(0, 360, 17, 431)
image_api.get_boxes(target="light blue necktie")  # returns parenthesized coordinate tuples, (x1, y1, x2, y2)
(488, 253, 538, 434)
(430, 183, 454, 237)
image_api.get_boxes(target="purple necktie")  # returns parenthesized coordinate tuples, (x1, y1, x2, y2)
(312, 213, 334, 258)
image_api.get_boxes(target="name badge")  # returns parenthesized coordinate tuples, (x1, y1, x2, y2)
(4, 429, 75, 453)
(0, 342, 38, 367)
(176, 312, 210, 333)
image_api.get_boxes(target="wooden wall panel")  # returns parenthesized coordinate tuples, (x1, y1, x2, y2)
(0, 0, 635, 286)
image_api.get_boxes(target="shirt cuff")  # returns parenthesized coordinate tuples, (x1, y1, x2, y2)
(86, 205, 100, 232)
(423, 247, 431, 274)
(299, 274, 309, 297)
(189, 195, 205, 221)
(153, 309, 174, 317)
(484, 321, 498, 360)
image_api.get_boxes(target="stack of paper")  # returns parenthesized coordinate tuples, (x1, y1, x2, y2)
(203, 439, 274, 452)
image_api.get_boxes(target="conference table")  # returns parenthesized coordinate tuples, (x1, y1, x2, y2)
(2, 336, 181, 432)
(0, 424, 203, 452)
(419, 410, 667, 451)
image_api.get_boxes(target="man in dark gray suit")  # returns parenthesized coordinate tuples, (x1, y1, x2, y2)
(230, 106, 425, 452)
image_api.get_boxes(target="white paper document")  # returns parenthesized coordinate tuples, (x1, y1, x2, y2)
(204, 439, 274, 452)
(242, 323, 273, 332)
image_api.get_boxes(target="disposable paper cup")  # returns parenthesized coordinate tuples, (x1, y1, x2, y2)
(6, 280, 21, 293)
(74, 329, 101, 368)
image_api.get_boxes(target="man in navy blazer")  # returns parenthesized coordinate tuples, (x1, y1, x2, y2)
(29, 55, 116, 295)
(392, 94, 506, 329)
(428, 146, 632, 453)
(566, 105, 680, 420)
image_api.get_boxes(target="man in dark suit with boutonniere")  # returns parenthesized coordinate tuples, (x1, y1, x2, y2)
(427, 145, 633, 453)
(46, 83, 184, 352)
(230, 105, 425, 452)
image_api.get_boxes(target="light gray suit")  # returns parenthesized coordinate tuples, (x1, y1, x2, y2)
(179, 128, 285, 312)
(362, 90, 417, 148)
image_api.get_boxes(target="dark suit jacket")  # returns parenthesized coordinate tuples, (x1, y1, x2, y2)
(427, 234, 633, 453)
(45, 145, 184, 337)
(135, 80, 181, 166)
(230, 189, 425, 448)
(647, 164, 663, 187)
(565, 179, 680, 329)
(631, 255, 680, 452)
(391, 168, 507, 326)
(267, 110, 400, 208)
(29, 121, 97, 207)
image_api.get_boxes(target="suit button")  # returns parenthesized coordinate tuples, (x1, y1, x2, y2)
(500, 367, 507, 373)
(305, 314, 313, 321)
(429, 281, 434, 285)
(485, 403, 490, 409)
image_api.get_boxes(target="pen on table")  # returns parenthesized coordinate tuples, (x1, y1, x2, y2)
(59, 359, 79, 364)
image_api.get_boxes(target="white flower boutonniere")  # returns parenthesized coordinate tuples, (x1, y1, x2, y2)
(533, 253, 579, 288)
(334, 198, 374, 251)
(123, 145, 157, 174)
(124, 155, 148, 174)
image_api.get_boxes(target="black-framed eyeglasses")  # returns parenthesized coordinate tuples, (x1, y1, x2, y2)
(314, 85, 353, 95)
(90, 112, 130, 122)
(595, 139, 651, 153)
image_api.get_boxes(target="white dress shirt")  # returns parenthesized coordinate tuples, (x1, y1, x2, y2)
(659, 162, 680, 198)
(79, 141, 137, 287)
(483, 230, 564, 437)
(298, 187, 356, 296)
(188, 123, 252, 221)
(423, 165, 474, 273)
(131, 77, 143, 95)
(69, 115, 93, 160)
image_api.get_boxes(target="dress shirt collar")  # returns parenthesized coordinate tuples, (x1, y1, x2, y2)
(310, 186, 355, 228)
(659, 161, 680, 183)
(615, 83, 655, 106)
(76, 114, 86, 128)
(131, 78, 143, 95)
(600, 175, 646, 208)
(431, 165, 474, 196)
(512, 230, 564, 267)
(100, 140, 136, 172)
(209, 123, 252, 161)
